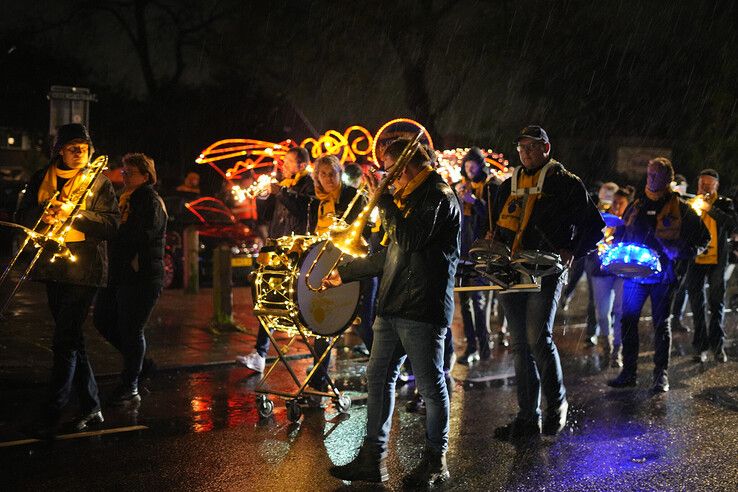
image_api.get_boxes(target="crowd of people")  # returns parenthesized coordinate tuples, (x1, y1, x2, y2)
(16, 122, 737, 488)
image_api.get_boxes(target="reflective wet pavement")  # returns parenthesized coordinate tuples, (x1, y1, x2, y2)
(1, 281, 737, 491)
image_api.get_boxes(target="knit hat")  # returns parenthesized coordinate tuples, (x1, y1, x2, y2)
(52, 123, 94, 158)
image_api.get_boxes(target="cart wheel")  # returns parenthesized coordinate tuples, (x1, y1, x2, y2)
(257, 395, 274, 418)
(287, 400, 302, 422)
(336, 394, 352, 413)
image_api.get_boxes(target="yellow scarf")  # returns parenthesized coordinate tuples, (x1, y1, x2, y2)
(37, 164, 88, 242)
(695, 212, 718, 264)
(463, 178, 487, 216)
(380, 165, 434, 246)
(496, 167, 546, 254)
(314, 184, 342, 235)
(279, 168, 308, 188)
(119, 189, 134, 224)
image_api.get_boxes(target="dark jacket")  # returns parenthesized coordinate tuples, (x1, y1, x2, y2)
(617, 191, 710, 284)
(338, 171, 461, 326)
(458, 175, 493, 259)
(702, 195, 737, 265)
(109, 184, 167, 286)
(307, 185, 366, 235)
(491, 160, 604, 259)
(17, 165, 120, 287)
(269, 174, 314, 238)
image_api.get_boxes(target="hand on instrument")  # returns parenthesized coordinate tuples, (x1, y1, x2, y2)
(269, 182, 282, 195)
(42, 199, 73, 224)
(321, 268, 343, 290)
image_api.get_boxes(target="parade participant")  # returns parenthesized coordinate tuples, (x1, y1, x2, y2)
(490, 125, 604, 440)
(670, 174, 691, 332)
(586, 186, 632, 367)
(175, 171, 201, 198)
(324, 138, 460, 486)
(608, 158, 709, 392)
(305, 155, 366, 392)
(235, 147, 314, 372)
(686, 169, 736, 363)
(17, 124, 120, 436)
(93, 153, 167, 405)
(456, 147, 494, 364)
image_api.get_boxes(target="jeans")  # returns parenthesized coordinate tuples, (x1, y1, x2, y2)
(499, 274, 566, 423)
(46, 282, 100, 417)
(620, 279, 677, 376)
(459, 289, 491, 353)
(590, 275, 625, 348)
(356, 277, 378, 351)
(687, 262, 727, 353)
(255, 323, 271, 357)
(94, 283, 162, 390)
(365, 316, 449, 454)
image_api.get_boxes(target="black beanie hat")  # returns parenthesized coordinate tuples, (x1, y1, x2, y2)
(52, 123, 94, 158)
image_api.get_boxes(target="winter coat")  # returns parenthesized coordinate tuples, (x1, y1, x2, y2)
(17, 165, 120, 287)
(338, 171, 461, 327)
(269, 174, 314, 238)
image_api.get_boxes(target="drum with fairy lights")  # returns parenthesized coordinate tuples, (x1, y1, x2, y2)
(600, 242, 661, 278)
(251, 235, 361, 337)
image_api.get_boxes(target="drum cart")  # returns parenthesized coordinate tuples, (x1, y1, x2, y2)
(251, 236, 358, 422)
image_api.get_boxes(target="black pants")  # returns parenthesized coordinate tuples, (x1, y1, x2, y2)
(620, 279, 677, 377)
(46, 282, 100, 418)
(686, 262, 727, 353)
(94, 283, 162, 391)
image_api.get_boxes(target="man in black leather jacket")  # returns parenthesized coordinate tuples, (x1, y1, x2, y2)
(326, 138, 460, 487)
(685, 169, 736, 363)
(490, 126, 604, 440)
(16, 123, 120, 436)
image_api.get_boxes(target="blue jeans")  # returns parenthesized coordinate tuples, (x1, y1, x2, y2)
(687, 262, 726, 353)
(590, 275, 625, 347)
(364, 316, 449, 454)
(459, 289, 491, 353)
(499, 274, 566, 423)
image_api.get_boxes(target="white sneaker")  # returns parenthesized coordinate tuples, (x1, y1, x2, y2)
(236, 351, 265, 373)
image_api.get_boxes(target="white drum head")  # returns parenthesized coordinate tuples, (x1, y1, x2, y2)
(297, 240, 361, 336)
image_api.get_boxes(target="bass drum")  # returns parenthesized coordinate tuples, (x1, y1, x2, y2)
(297, 240, 361, 337)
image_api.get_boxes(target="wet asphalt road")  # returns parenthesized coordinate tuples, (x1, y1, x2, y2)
(1, 288, 737, 491)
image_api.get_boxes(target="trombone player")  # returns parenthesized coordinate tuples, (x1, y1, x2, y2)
(686, 169, 736, 363)
(16, 123, 119, 437)
(323, 138, 460, 487)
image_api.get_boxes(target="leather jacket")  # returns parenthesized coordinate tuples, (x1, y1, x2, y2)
(269, 174, 314, 238)
(338, 171, 461, 326)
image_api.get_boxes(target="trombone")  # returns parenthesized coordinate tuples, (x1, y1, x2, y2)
(303, 131, 425, 291)
(0, 155, 109, 316)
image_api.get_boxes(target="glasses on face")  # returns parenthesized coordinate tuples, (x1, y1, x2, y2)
(516, 143, 542, 153)
(63, 145, 88, 154)
(120, 168, 141, 177)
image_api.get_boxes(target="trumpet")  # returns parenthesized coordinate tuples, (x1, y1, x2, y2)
(689, 192, 715, 217)
(0, 155, 109, 316)
(304, 131, 425, 291)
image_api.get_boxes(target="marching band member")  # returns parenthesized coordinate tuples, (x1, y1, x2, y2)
(17, 124, 120, 436)
(235, 147, 314, 373)
(324, 138, 460, 487)
(686, 169, 736, 363)
(489, 125, 603, 440)
(608, 158, 709, 392)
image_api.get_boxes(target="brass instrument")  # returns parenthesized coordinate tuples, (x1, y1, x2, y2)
(0, 155, 109, 316)
(304, 130, 425, 291)
(688, 192, 715, 217)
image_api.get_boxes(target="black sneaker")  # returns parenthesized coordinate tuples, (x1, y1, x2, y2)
(402, 447, 450, 487)
(457, 349, 480, 366)
(651, 371, 669, 393)
(405, 392, 426, 415)
(542, 400, 568, 436)
(692, 351, 708, 363)
(607, 372, 638, 388)
(330, 445, 388, 483)
(494, 419, 541, 441)
(715, 349, 728, 363)
(110, 387, 141, 406)
(74, 409, 104, 431)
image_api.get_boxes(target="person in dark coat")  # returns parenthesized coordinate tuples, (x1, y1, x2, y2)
(16, 123, 120, 436)
(325, 138, 461, 487)
(94, 153, 167, 404)
(685, 168, 736, 363)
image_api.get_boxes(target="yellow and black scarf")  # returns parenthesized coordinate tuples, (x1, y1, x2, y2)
(496, 165, 551, 253)
(279, 168, 309, 188)
(314, 183, 342, 235)
(696, 212, 718, 264)
(462, 178, 487, 216)
(380, 165, 434, 246)
(625, 191, 682, 241)
(37, 164, 88, 242)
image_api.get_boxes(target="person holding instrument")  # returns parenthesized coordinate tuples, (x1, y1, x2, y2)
(16, 123, 119, 437)
(323, 137, 460, 487)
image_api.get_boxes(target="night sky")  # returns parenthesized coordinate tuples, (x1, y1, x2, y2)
(1, 0, 737, 189)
